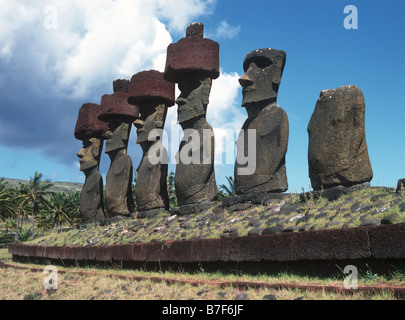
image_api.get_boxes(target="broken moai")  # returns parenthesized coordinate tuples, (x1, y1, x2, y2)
(164, 22, 218, 206)
(98, 79, 139, 217)
(74, 102, 108, 224)
(128, 70, 175, 214)
(308, 85, 373, 190)
(234, 48, 289, 194)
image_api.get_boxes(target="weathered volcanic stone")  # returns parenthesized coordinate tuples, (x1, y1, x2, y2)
(75, 103, 107, 225)
(98, 79, 137, 217)
(164, 23, 219, 83)
(234, 48, 289, 194)
(113, 78, 130, 93)
(128, 70, 175, 106)
(308, 85, 373, 190)
(74, 103, 108, 141)
(99, 92, 139, 122)
(164, 23, 218, 207)
(128, 70, 175, 212)
(396, 179, 405, 193)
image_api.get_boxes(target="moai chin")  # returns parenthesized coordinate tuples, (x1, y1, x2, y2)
(128, 70, 175, 213)
(234, 48, 289, 194)
(164, 22, 219, 206)
(74, 103, 108, 224)
(98, 79, 139, 217)
(308, 85, 373, 190)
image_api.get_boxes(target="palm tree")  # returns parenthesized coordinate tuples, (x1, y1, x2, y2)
(0, 178, 16, 222)
(18, 172, 53, 240)
(219, 176, 236, 197)
(44, 192, 72, 231)
(167, 171, 177, 207)
(66, 191, 81, 226)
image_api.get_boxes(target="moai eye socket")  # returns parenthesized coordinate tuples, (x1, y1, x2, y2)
(254, 56, 273, 69)
(244, 56, 273, 71)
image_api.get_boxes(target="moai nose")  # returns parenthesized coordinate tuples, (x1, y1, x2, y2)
(133, 119, 144, 129)
(77, 148, 85, 159)
(239, 74, 253, 88)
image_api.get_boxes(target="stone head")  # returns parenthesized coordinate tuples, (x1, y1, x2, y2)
(98, 79, 139, 154)
(239, 48, 286, 112)
(176, 73, 212, 125)
(164, 22, 219, 126)
(128, 70, 175, 146)
(76, 137, 103, 172)
(74, 103, 107, 172)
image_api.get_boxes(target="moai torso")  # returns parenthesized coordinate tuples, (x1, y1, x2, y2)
(308, 85, 373, 190)
(80, 164, 105, 223)
(234, 48, 289, 194)
(175, 114, 217, 206)
(99, 79, 139, 216)
(164, 23, 219, 206)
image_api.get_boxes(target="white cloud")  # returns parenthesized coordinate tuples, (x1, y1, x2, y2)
(163, 71, 244, 165)
(208, 70, 244, 130)
(153, 0, 217, 33)
(213, 21, 241, 39)
(0, 0, 216, 99)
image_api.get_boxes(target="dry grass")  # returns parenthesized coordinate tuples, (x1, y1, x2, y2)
(0, 249, 402, 300)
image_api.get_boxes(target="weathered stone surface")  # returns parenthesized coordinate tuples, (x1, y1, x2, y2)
(128, 70, 175, 106)
(235, 48, 289, 194)
(137, 208, 169, 219)
(300, 182, 371, 202)
(381, 214, 398, 225)
(129, 70, 174, 212)
(99, 79, 136, 217)
(369, 223, 405, 259)
(10, 223, 405, 267)
(222, 192, 287, 208)
(164, 23, 218, 206)
(99, 92, 139, 122)
(74, 103, 108, 141)
(78, 159, 105, 225)
(396, 179, 405, 193)
(75, 103, 106, 225)
(308, 85, 373, 190)
(173, 201, 217, 216)
(262, 226, 284, 235)
(164, 23, 219, 83)
(360, 218, 380, 227)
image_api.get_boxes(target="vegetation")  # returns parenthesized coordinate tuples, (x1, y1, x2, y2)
(217, 176, 236, 200)
(0, 248, 403, 300)
(0, 172, 82, 244)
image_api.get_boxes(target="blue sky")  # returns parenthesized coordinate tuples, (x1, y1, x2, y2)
(0, 0, 404, 193)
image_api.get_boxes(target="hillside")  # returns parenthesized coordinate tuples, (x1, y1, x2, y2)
(1, 177, 83, 194)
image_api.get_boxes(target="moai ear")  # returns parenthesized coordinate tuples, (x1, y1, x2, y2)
(272, 55, 285, 85)
(201, 77, 212, 105)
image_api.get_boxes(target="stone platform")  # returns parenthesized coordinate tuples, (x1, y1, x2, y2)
(9, 222, 405, 276)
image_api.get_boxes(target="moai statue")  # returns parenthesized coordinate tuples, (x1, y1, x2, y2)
(234, 48, 289, 194)
(98, 79, 139, 217)
(308, 85, 373, 190)
(74, 103, 108, 224)
(128, 70, 175, 214)
(164, 22, 219, 206)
